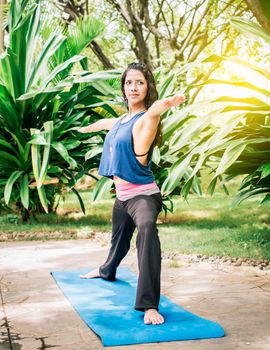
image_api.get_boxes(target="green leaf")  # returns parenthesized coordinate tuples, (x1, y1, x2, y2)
(41, 55, 85, 88)
(260, 162, 270, 179)
(0, 139, 15, 151)
(0, 83, 19, 130)
(232, 187, 269, 206)
(162, 100, 216, 142)
(26, 33, 66, 90)
(18, 81, 72, 100)
(4, 170, 24, 205)
(169, 108, 221, 153)
(215, 142, 249, 177)
(218, 175, 230, 196)
(37, 186, 48, 213)
(20, 173, 29, 209)
(181, 177, 193, 198)
(91, 177, 113, 201)
(208, 177, 218, 196)
(64, 140, 81, 150)
(152, 146, 161, 165)
(230, 17, 270, 45)
(30, 128, 41, 184)
(38, 121, 53, 188)
(48, 15, 106, 78)
(191, 175, 202, 196)
(71, 188, 85, 214)
(74, 69, 122, 84)
(161, 153, 193, 196)
(193, 79, 270, 98)
(85, 147, 103, 161)
(203, 54, 270, 81)
(215, 138, 270, 177)
(158, 73, 177, 99)
(28, 133, 48, 145)
(261, 193, 270, 204)
(0, 151, 21, 167)
(212, 96, 268, 107)
(52, 142, 77, 168)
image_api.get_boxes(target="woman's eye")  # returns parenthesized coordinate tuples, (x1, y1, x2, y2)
(125, 81, 144, 85)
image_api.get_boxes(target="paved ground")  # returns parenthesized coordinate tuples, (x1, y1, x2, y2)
(0, 239, 269, 350)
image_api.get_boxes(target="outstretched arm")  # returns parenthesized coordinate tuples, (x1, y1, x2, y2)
(78, 117, 121, 133)
(131, 93, 185, 157)
(141, 93, 185, 132)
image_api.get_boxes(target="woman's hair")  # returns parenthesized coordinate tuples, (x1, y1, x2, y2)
(121, 62, 162, 146)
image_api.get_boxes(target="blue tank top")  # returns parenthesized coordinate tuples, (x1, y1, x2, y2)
(98, 111, 155, 184)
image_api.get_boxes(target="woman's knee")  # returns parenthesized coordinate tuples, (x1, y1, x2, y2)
(137, 219, 157, 234)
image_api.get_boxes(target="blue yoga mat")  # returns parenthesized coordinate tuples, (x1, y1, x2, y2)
(51, 267, 224, 346)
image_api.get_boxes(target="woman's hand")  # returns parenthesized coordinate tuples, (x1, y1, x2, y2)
(149, 93, 185, 116)
(78, 125, 94, 133)
(163, 93, 185, 109)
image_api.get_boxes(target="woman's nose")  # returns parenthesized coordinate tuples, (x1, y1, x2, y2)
(131, 82, 138, 91)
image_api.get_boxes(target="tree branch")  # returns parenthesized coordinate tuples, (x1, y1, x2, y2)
(107, 0, 133, 30)
(174, 0, 212, 62)
(106, 0, 154, 69)
(245, 0, 270, 34)
(90, 40, 115, 68)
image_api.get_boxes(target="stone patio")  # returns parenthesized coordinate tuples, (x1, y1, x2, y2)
(0, 240, 269, 350)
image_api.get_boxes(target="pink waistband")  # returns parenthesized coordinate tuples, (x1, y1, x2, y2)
(115, 181, 159, 197)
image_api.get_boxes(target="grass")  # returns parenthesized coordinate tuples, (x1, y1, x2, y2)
(158, 192, 270, 260)
(0, 185, 269, 260)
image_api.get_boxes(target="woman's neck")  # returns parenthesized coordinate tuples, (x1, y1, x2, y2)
(128, 104, 146, 117)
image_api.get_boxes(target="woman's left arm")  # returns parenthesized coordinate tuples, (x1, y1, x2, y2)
(142, 93, 185, 131)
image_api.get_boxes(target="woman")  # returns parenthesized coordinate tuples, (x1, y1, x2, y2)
(79, 62, 185, 325)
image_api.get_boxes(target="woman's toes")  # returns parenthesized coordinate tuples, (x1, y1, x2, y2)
(144, 309, 164, 325)
(144, 314, 152, 324)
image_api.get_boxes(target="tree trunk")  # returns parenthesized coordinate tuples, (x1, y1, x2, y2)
(245, 0, 270, 34)
(0, 0, 6, 53)
(90, 40, 114, 68)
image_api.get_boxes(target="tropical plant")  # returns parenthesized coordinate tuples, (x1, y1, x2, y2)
(0, 0, 121, 220)
(159, 16, 270, 206)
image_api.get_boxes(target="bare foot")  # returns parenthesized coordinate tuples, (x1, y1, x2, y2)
(80, 268, 100, 279)
(144, 309, 164, 325)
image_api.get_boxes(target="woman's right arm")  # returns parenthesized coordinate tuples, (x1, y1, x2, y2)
(78, 117, 121, 133)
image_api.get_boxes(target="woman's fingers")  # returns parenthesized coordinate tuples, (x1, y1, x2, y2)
(149, 93, 186, 116)
(162, 94, 185, 110)
(170, 94, 185, 107)
(78, 126, 90, 133)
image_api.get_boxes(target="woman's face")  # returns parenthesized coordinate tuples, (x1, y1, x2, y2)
(124, 69, 148, 107)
